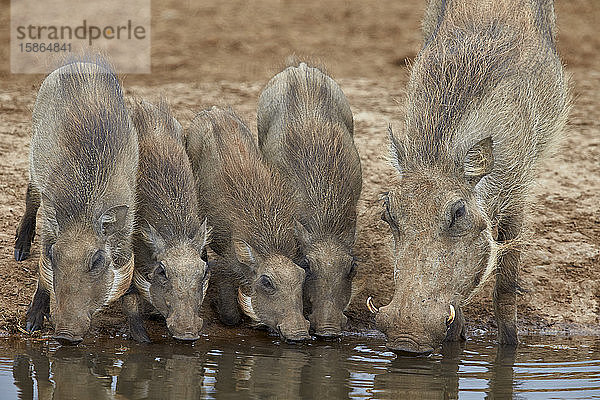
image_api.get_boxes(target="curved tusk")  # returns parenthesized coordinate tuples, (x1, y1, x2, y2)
(447, 304, 456, 325)
(202, 274, 210, 299)
(366, 296, 379, 314)
(238, 288, 260, 322)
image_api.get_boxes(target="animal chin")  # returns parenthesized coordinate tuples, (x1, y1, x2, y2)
(237, 287, 260, 322)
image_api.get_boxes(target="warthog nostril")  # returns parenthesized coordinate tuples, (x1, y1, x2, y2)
(387, 337, 434, 357)
(172, 333, 200, 342)
(314, 327, 342, 339)
(277, 325, 311, 342)
(53, 333, 83, 346)
(168, 323, 201, 342)
(285, 332, 311, 342)
(366, 296, 379, 314)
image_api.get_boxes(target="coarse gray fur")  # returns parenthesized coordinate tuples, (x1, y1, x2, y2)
(125, 99, 210, 342)
(15, 58, 138, 344)
(257, 62, 362, 337)
(185, 106, 310, 341)
(374, 0, 570, 354)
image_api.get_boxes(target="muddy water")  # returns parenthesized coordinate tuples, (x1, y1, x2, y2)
(0, 333, 599, 399)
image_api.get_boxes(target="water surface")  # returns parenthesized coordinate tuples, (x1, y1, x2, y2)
(1, 333, 599, 399)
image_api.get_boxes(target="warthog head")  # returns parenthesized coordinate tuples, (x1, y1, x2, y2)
(41, 204, 133, 345)
(235, 240, 310, 342)
(371, 135, 499, 355)
(134, 219, 210, 341)
(298, 231, 356, 338)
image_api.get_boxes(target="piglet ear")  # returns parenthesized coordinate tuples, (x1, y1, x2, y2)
(193, 218, 211, 253)
(233, 239, 257, 267)
(388, 125, 406, 178)
(139, 219, 166, 256)
(41, 193, 59, 236)
(463, 136, 494, 187)
(99, 205, 129, 237)
(294, 219, 311, 249)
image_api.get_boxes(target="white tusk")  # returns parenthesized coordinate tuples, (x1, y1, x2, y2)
(202, 275, 210, 299)
(447, 304, 456, 325)
(366, 296, 379, 314)
(238, 288, 260, 322)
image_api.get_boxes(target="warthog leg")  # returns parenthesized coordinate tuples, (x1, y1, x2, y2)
(122, 290, 150, 343)
(25, 280, 50, 333)
(494, 213, 523, 345)
(14, 182, 41, 261)
(211, 263, 243, 326)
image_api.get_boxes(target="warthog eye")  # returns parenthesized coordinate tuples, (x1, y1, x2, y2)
(258, 275, 276, 295)
(453, 204, 466, 221)
(381, 194, 398, 229)
(449, 200, 466, 226)
(201, 247, 208, 263)
(297, 257, 310, 271)
(154, 262, 168, 285)
(89, 250, 106, 272)
(447, 200, 472, 236)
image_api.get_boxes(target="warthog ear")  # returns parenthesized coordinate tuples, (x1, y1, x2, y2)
(233, 239, 257, 268)
(294, 219, 311, 249)
(463, 137, 494, 186)
(99, 205, 129, 237)
(41, 193, 59, 236)
(193, 218, 211, 253)
(139, 220, 166, 256)
(388, 125, 406, 177)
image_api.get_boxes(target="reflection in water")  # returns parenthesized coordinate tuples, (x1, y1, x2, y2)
(487, 345, 518, 400)
(372, 342, 463, 399)
(117, 346, 208, 399)
(5, 336, 600, 399)
(51, 347, 115, 399)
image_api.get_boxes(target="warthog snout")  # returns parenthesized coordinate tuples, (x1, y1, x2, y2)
(309, 299, 348, 338)
(53, 315, 89, 346)
(373, 299, 456, 356)
(277, 317, 311, 342)
(166, 310, 203, 342)
(53, 333, 84, 346)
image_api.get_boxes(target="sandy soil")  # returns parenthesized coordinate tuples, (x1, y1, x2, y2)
(0, 0, 598, 340)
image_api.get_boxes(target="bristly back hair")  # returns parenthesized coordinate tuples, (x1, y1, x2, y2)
(202, 108, 300, 260)
(132, 98, 184, 143)
(47, 57, 136, 220)
(134, 100, 202, 242)
(277, 67, 361, 240)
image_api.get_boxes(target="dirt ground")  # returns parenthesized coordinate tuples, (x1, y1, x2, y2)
(0, 0, 598, 340)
